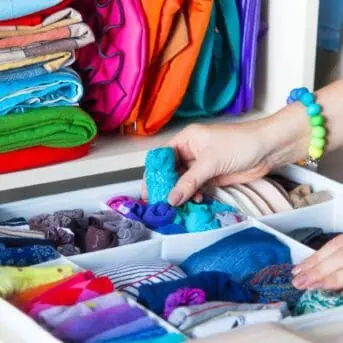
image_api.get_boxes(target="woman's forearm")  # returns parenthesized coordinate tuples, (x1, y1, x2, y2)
(258, 79, 343, 169)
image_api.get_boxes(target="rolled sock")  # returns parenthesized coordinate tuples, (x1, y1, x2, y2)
(145, 148, 179, 204)
(85, 316, 156, 343)
(29, 277, 114, 319)
(53, 304, 146, 342)
(39, 292, 126, 328)
(117, 202, 146, 223)
(215, 212, 244, 227)
(142, 202, 177, 229)
(0, 244, 59, 267)
(0, 265, 73, 299)
(245, 264, 304, 310)
(168, 301, 290, 330)
(89, 211, 122, 229)
(0, 228, 45, 239)
(103, 219, 147, 246)
(163, 288, 206, 319)
(85, 225, 117, 252)
(137, 272, 253, 315)
(107, 196, 145, 211)
(57, 243, 80, 256)
(190, 309, 283, 338)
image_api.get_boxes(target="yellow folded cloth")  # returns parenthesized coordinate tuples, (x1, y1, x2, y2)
(0, 265, 73, 299)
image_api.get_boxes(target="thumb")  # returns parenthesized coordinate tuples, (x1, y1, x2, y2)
(168, 154, 216, 206)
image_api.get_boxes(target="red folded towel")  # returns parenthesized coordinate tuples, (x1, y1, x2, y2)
(0, 0, 73, 26)
(0, 144, 91, 174)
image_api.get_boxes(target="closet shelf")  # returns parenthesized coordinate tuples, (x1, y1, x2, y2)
(0, 110, 268, 192)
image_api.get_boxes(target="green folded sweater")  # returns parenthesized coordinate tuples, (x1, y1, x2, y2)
(0, 106, 97, 153)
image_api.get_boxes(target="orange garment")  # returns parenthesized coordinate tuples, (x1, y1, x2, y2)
(122, 0, 213, 136)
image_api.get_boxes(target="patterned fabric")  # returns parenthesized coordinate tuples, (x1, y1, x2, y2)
(0, 244, 59, 267)
(245, 264, 304, 310)
(0, 217, 29, 230)
(94, 260, 187, 298)
(295, 289, 343, 316)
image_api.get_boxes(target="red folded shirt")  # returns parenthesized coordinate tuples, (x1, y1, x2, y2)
(0, 144, 91, 174)
(0, 0, 73, 26)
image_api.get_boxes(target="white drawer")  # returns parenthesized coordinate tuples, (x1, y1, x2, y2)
(1, 165, 343, 342)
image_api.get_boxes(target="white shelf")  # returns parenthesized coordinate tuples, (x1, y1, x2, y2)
(0, 110, 269, 192)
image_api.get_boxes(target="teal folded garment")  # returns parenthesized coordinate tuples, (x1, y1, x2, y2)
(0, 67, 83, 116)
(177, 0, 241, 117)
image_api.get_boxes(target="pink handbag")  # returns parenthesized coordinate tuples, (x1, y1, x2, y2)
(76, 0, 148, 131)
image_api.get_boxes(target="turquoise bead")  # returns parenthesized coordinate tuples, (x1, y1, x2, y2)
(300, 92, 315, 106)
(307, 103, 321, 117)
(312, 126, 326, 139)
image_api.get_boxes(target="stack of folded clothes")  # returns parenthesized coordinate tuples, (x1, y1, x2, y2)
(0, 1, 97, 174)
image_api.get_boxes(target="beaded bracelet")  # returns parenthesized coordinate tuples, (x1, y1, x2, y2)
(287, 87, 326, 170)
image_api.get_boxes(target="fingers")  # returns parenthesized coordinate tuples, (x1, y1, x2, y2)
(168, 151, 216, 206)
(292, 235, 343, 291)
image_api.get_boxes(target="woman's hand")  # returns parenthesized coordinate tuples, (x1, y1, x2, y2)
(292, 235, 343, 291)
(142, 102, 310, 206)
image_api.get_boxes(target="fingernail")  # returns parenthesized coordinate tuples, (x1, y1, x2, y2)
(168, 190, 183, 206)
(292, 266, 302, 275)
(292, 275, 309, 289)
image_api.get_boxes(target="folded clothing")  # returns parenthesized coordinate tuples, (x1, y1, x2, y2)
(0, 0, 73, 25)
(75, 0, 148, 131)
(85, 316, 156, 343)
(0, 106, 97, 153)
(0, 244, 59, 267)
(180, 228, 292, 283)
(17, 271, 93, 311)
(168, 301, 290, 331)
(245, 264, 304, 310)
(0, 8, 94, 51)
(39, 292, 126, 329)
(0, 237, 53, 248)
(94, 260, 187, 298)
(53, 303, 146, 342)
(137, 271, 254, 316)
(0, 68, 83, 116)
(0, 143, 91, 174)
(101, 334, 185, 343)
(0, 0, 62, 21)
(0, 217, 29, 231)
(190, 308, 283, 339)
(0, 265, 73, 298)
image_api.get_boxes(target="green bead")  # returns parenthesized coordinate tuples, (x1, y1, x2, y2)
(311, 137, 326, 149)
(309, 146, 324, 159)
(310, 115, 325, 127)
(312, 126, 326, 139)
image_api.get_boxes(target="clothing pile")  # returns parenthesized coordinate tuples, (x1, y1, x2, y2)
(0, 0, 97, 174)
(1, 265, 184, 343)
(73, 0, 264, 135)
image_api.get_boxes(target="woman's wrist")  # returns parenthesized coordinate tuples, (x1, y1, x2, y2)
(258, 103, 312, 169)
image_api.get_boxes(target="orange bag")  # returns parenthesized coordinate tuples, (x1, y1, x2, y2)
(121, 0, 213, 136)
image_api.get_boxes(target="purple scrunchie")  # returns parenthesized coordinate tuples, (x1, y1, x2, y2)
(163, 287, 206, 319)
(107, 196, 145, 211)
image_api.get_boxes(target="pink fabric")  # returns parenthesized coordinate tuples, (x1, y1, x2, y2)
(76, 0, 148, 131)
(107, 196, 145, 211)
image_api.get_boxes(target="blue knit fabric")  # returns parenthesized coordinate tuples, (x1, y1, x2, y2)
(180, 228, 292, 283)
(137, 272, 254, 315)
(145, 148, 179, 204)
(108, 326, 167, 342)
(105, 333, 185, 343)
(245, 264, 304, 310)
